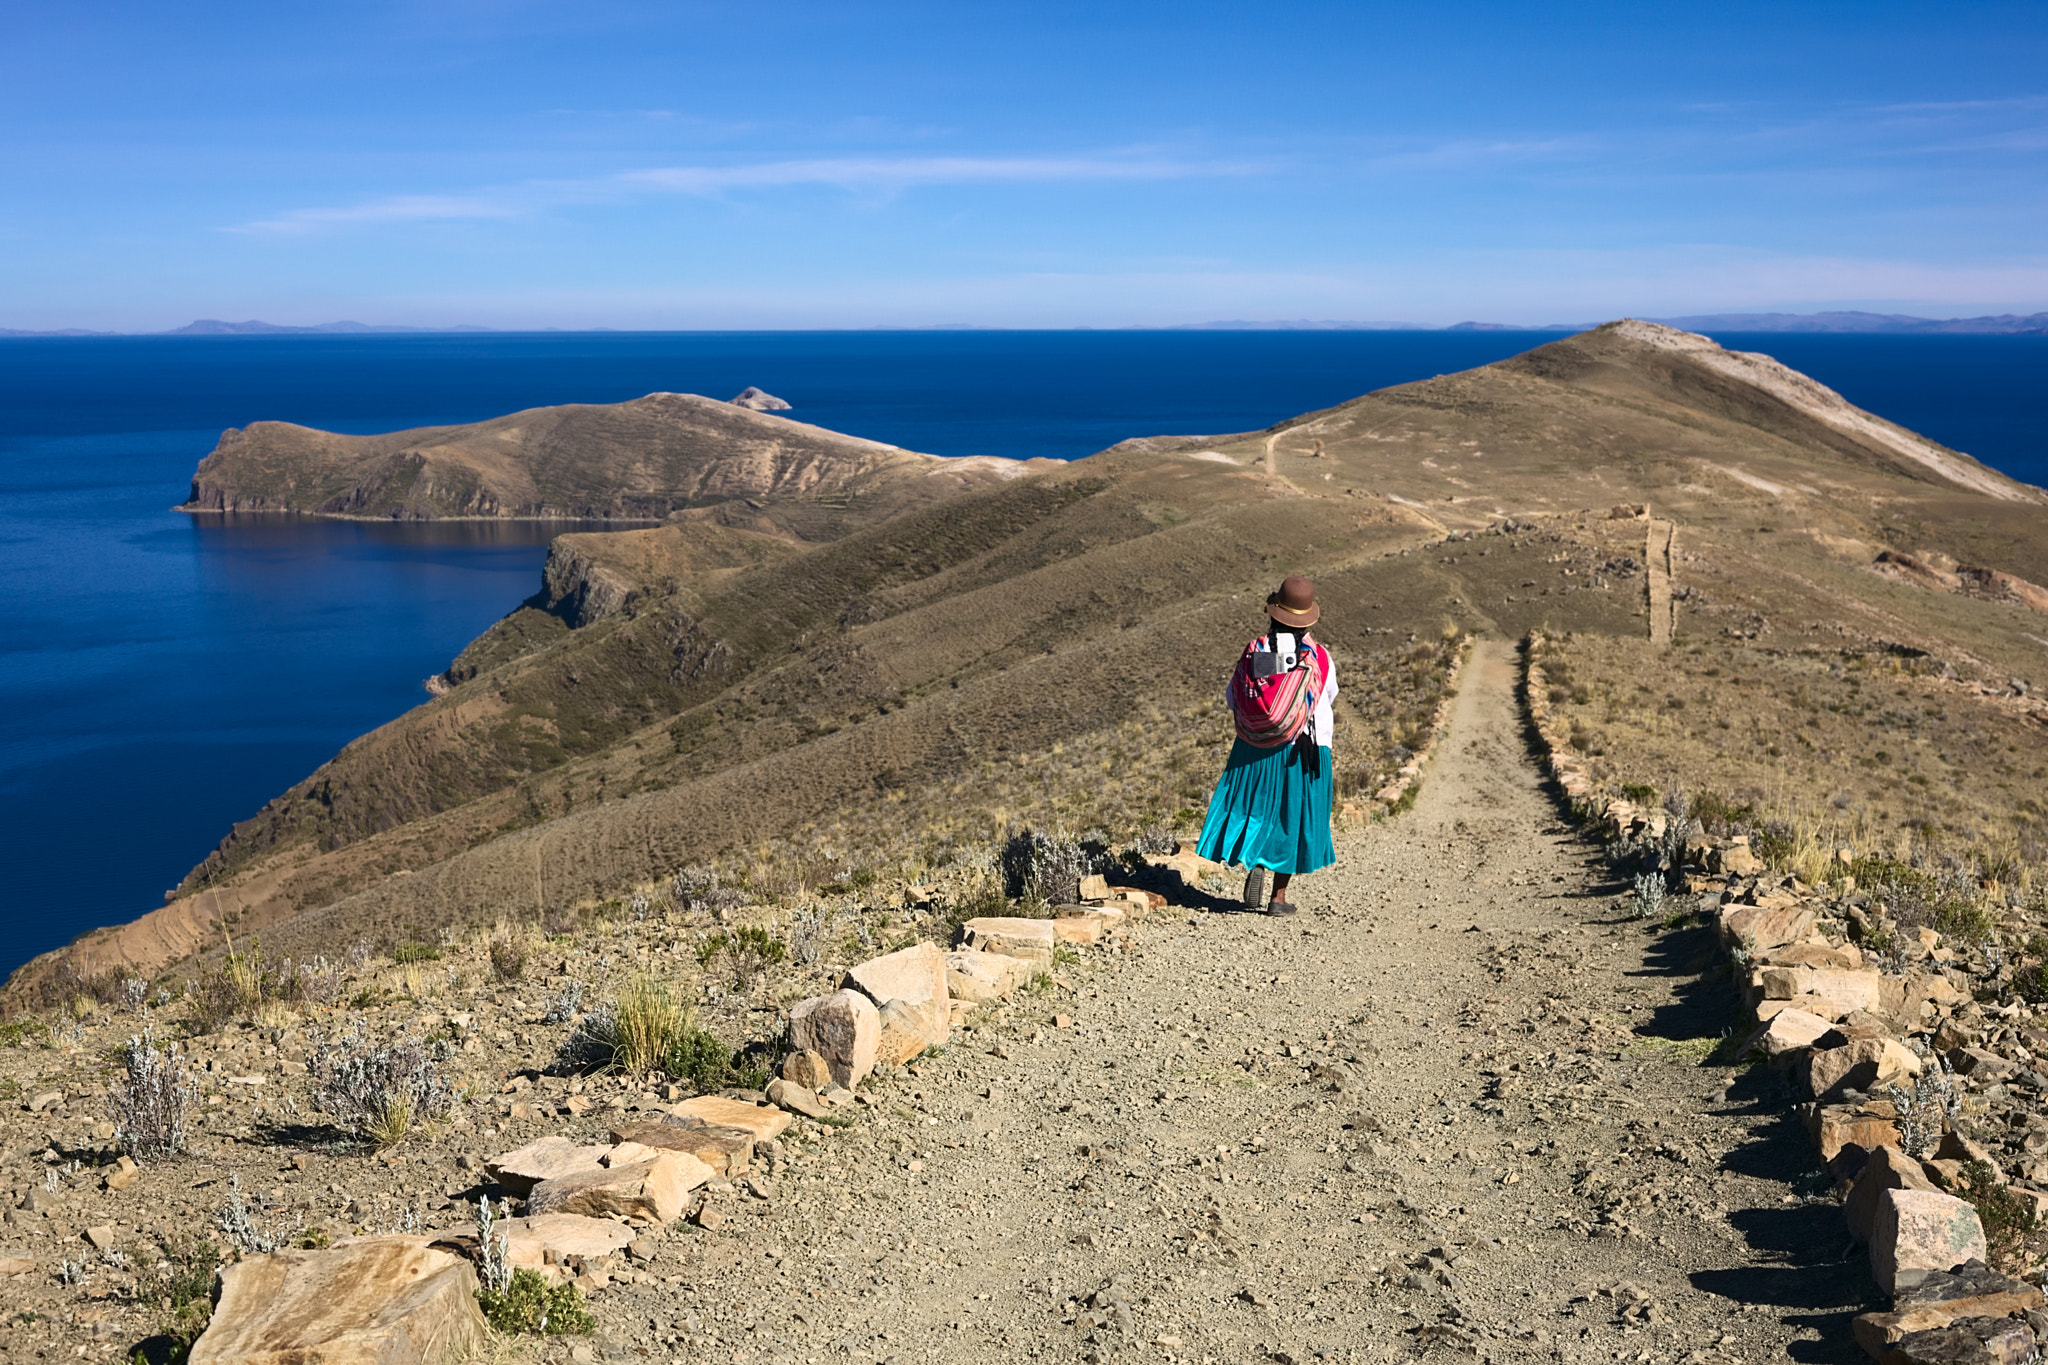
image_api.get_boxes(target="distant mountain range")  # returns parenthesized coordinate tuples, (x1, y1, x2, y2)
(1172, 311, 2048, 335)
(2, 310, 2045, 337)
(0, 319, 491, 337)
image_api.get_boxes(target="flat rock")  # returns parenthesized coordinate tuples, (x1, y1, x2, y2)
(789, 990, 880, 1088)
(845, 942, 948, 1011)
(668, 1095, 793, 1144)
(1741, 1008, 1834, 1061)
(609, 1113, 757, 1174)
(0, 1248, 33, 1276)
(1878, 1316, 2034, 1365)
(190, 1236, 486, 1365)
(1873, 1188, 1989, 1294)
(1855, 1260, 2048, 1354)
(527, 1151, 710, 1224)
(486, 1135, 610, 1197)
(958, 917, 1057, 973)
(1848, 1146, 1943, 1242)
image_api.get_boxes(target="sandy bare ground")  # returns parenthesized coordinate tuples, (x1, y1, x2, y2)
(574, 642, 1873, 1364)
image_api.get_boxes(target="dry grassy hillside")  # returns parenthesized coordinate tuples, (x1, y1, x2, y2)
(16, 319, 2048, 1005)
(182, 390, 1052, 523)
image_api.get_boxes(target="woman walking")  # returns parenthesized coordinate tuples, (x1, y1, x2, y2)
(1196, 576, 1337, 915)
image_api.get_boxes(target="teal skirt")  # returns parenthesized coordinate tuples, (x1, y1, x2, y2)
(1196, 738, 1335, 875)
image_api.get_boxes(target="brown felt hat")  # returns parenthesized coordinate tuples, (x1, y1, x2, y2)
(1266, 575, 1319, 628)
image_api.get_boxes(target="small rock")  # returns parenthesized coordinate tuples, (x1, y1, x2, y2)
(1054, 1014, 1074, 1029)
(1948, 1048, 2019, 1082)
(83, 1225, 115, 1250)
(693, 1204, 725, 1231)
(103, 1156, 139, 1192)
(781, 1049, 833, 1091)
(956, 917, 1057, 974)
(765, 1079, 829, 1120)
(627, 1237, 657, 1262)
(0, 1248, 33, 1276)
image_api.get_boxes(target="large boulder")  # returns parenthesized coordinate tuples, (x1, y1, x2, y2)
(957, 917, 1057, 974)
(485, 1136, 609, 1197)
(1847, 1146, 1944, 1242)
(845, 943, 950, 1064)
(190, 1236, 486, 1365)
(527, 1150, 710, 1224)
(1872, 1189, 1990, 1294)
(845, 942, 948, 1012)
(789, 990, 880, 1088)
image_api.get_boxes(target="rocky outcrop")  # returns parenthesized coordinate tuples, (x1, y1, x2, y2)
(729, 387, 792, 412)
(1872, 550, 2048, 615)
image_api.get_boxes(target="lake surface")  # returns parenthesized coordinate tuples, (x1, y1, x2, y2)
(1, 329, 2042, 979)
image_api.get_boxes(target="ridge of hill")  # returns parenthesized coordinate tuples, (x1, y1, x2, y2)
(14, 319, 2048, 1004)
(179, 390, 1053, 525)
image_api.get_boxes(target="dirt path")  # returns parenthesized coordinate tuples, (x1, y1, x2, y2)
(600, 642, 1869, 1365)
(1647, 520, 1676, 645)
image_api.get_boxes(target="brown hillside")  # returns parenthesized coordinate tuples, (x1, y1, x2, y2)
(181, 389, 1053, 523)
(17, 320, 2048, 1000)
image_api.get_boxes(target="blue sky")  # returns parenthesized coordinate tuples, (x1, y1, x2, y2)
(3, 1, 2044, 329)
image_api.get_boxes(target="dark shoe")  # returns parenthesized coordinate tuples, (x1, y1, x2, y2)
(1265, 900, 1298, 916)
(1241, 868, 1269, 909)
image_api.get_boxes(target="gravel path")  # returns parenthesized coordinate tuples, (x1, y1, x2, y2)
(604, 642, 1871, 1365)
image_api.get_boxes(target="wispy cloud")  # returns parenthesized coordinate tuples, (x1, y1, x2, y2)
(236, 194, 524, 233)
(230, 152, 1266, 234)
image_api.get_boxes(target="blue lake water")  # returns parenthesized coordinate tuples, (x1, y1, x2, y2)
(1, 329, 2042, 979)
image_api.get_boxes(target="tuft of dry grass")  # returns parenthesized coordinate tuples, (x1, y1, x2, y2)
(611, 975, 687, 1075)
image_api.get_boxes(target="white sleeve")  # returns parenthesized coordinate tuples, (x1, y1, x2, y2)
(1313, 654, 1338, 746)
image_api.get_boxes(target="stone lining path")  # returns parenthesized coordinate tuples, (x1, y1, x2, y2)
(1647, 519, 1677, 646)
(583, 642, 1868, 1365)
